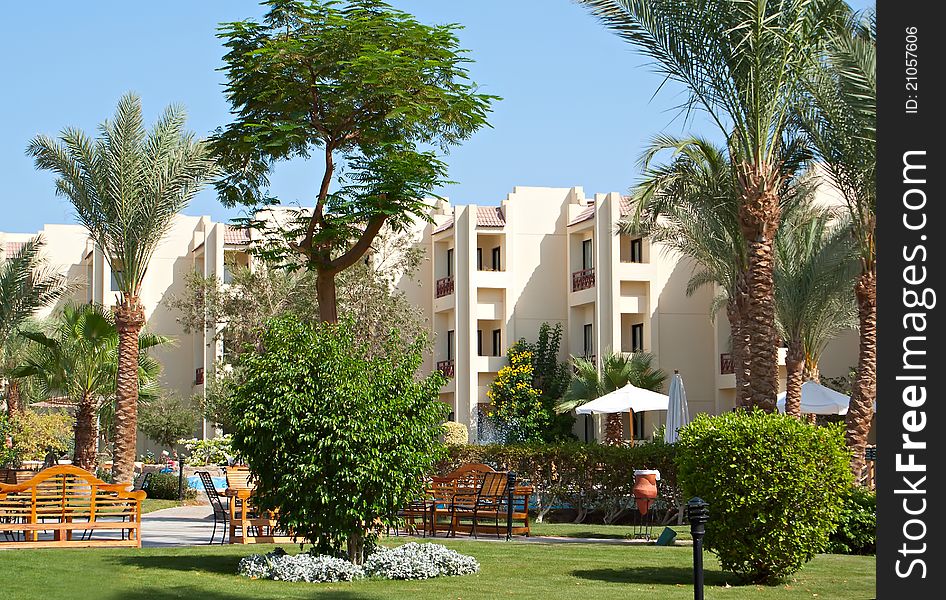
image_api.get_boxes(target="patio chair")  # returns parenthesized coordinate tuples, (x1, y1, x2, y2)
(449, 471, 512, 539)
(197, 471, 228, 544)
(428, 478, 459, 537)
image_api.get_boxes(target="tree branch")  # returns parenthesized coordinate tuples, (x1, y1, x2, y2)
(325, 215, 387, 275)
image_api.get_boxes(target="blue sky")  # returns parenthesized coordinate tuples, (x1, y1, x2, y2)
(1, 0, 872, 233)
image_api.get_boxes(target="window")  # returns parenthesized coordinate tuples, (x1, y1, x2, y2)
(492, 329, 502, 357)
(476, 248, 483, 270)
(446, 248, 454, 277)
(630, 237, 643, 263)
(491, 246, 501, 271)
(109, 268, 123, 291)
(223, 261, 235, 284)
(582, 239, 593, 270)
(446, 330, 455, 361)
(632, 412, 645, 440)
(631, 323, 644, 352)
(477, 330, 483, 356)
(583, 324, 594, 357)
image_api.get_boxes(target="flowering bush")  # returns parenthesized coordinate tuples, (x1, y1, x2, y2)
(486, 349, 550, 443)
(442, 421, 469, 446)
(364, 543, 479, 579)
(178, 435, 233, 466)
(237, 544, 478, 583)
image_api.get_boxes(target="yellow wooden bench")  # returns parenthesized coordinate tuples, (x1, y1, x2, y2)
(0, 465, 145, 549)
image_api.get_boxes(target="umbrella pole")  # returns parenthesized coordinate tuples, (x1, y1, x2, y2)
(629, 410, 634, 447)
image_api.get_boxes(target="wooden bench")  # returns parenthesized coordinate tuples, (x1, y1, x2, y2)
(224, 466, 293, 544)
(433, 463, 532, 537)
(0, 465, 145, 549)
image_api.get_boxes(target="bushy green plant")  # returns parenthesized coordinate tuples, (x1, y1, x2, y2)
(827, 487, 876, 555)
(676, 410, 852, 583)
(145, 472, 197, 501)
(0, 414, 15, 467)
(231, 317, 448, 564)
(486, 348, 548, 443)
(442, 421, 469, 446)
(139, 395, 197, 450)
(5, 410, 73, 464)
(179, 435, 233, 466)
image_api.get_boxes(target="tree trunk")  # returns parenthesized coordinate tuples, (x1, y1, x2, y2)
(605, 413, 623, 445)
(316, 270, 339, 323)
(5, 379, 22, 417)
(347, 530, 365, 565)
(112, 296, 145, 486)
(74, 392, 98, 472)
(784, 339, 804, 418)
(845, 269, 876, 478)
(737, 164, 781, 411)
(726, 294, 750, 408)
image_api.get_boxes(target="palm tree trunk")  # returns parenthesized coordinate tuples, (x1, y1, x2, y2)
(605, 414, 623, 445)
(737, 164, 781, 411)
(74, 392, 98, 472)
(845, 269, 876, 477)
(112, 296, 145, 485)
(727, 295, 750, 408)
(5, 380, 22, 417)
(784, 339, 804, 418)
(316, 270, 338, 323)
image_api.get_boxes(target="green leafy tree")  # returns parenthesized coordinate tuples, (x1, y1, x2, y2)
(774, 207, 858, 416)
(139, 395, 198, 452)
(212, 0, 496, 323)
(486, 347, 547, 444)
(507, 323, 574, 441)
(1, 236, 66, 416)
(557, 351, 667, 445)
(4, 410, 74, 466)
(796, 9, 876, 474)
(27, 93, 218, 484)
(230, 316, 447, 564)
(579, 0, 845, 409)
(13, 303, 166, 471)
(676, 410, 852, 583)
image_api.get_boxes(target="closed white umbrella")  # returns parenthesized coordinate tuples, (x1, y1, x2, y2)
(664, 370, 689, 443)
(776, 381, 851, 415)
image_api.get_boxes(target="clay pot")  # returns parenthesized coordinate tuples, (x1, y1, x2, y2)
(633, 471, 658, 515)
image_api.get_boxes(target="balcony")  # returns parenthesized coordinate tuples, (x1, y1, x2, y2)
(572, 268, 595, 292)
(435, 276, 454, 298)
(437, 359, 455, 378)
(720, 353, 734, 375)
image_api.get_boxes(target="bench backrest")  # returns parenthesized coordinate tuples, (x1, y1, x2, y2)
(0, 465, 145, 524)
(226, 466, 253, 490)
(443, 463, 496, 492)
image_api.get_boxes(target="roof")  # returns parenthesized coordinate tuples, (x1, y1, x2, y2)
(476, 206, 505, 227)
(4, 241, 25, 259)
(432, 218, 454, 234)
(224, 226, 251, 245)
(620, 196, 633, 217)
(568, 205, 595, 226)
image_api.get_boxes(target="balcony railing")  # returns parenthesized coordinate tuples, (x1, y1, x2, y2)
(195, 367, 204, 385)
(572, 268, 595, 292)
(437, 359, 455, 378)
(435, 276, 454, 298)
(720, 353, 734, 375)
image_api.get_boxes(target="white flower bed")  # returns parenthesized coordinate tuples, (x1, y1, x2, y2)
(238, 543, 479, 583)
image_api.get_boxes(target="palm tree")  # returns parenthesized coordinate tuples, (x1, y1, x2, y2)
(796, 10, 876, 474)
(620, 135, 812, 407)
(27, 93, 217, 483)
(557, 351, 667, 445)
(774, 207, 858, 417)
(1, 236, 66, 416)
(13, 303, 166, 471)
(578, 0, 845, 409)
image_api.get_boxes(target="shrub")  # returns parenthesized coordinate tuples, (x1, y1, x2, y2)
(139, 395, 198, 450)
(442, 422, 469, 446)
(676, 410, 852, 583)
(364, 543, 479, 579)
(146, 472, 197, 501)
(5, 410, 73, 464)
(239, 548, 363, 582)
(0, 414, 15, 467)
(179, 435, 233, 466)
(827, 487, 876, 555)
(231, 317, 448, 564)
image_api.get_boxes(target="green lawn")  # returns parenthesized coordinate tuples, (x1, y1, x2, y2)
(141, 499, 185, 514)
(530, 520, 692, 541)
(0, 540, 874, 600)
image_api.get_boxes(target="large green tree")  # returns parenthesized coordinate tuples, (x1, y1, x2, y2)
(557, 351, 667, 445)
(796, 10, 876, 475)
(0, 236, 65, 416)
(212, 0, 496, 323)
(27, 93, 218, 484)
(579, 0, 845, 409)
(13, 303, 166, 471)
(774, 207, 858, 417)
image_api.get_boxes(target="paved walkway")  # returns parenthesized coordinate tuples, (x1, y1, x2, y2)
(140, 505, 691, 547)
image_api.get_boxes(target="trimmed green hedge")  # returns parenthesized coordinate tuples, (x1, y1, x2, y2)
(441, 442, 680, 524)
(676, 410, 852, 584)
(827, 487, 876, 555)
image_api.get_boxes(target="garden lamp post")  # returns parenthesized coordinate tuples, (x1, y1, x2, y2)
(687, 497, 710, 600)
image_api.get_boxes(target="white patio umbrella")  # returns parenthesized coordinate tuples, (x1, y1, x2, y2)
(664, 370, 690, 443)
(575, 382, 669, 445)
(776, 381, 851, 415)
